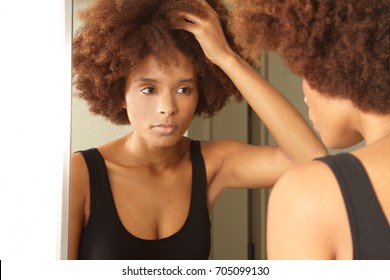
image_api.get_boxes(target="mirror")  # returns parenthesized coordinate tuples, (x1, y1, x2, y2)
(71, 0, 257, 260)
(70, 0, 294, 260)
(71, 0, 362, 260)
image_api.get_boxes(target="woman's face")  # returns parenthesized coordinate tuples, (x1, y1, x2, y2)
(123, 53, 199, 147)
(302, 79, 362, 149)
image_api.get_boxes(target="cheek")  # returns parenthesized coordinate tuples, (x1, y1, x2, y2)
(307, 103, 324, 130)
(310, 108, 361, 149)
(306, 93, 336, 134)
(315, 120, 343, 148)
(125, 95, 154, 121)
(187, 96, 199, 115)
(307, 105, 337, 144)
(179, 94, 198, 115)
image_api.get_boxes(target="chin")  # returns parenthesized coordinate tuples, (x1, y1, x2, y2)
(149, 134, 184, 148)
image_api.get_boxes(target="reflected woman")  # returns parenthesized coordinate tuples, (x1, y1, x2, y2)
(70, 0, 326, 259)
(229, 0, 390, 259)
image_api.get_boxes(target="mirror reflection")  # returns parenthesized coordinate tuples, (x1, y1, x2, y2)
(70, 0, 325, 260)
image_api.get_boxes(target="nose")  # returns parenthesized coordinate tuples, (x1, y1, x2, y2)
(157, 93, 177, 116)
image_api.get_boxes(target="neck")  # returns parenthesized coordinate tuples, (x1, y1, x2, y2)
(357, 112, 390, 145)
(121, 133, 189, 169)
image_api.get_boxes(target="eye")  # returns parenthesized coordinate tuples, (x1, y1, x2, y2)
(177, 87, 191, 94)
(140, 87, 155, 94)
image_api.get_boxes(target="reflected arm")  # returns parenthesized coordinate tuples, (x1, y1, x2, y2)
(68, 153, 89, 260)
(174, 2, 327, 192)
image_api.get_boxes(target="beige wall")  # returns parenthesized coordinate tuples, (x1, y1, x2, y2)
(72, 0, 131, 153)
(189, 101, 249, 260)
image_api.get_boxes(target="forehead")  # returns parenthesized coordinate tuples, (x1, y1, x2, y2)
(129, 53, 197, 80)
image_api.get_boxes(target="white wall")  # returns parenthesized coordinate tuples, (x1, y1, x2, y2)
(0, 0, 71, 259)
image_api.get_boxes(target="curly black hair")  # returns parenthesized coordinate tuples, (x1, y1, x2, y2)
(73, 0, 243, 125)
(229, 0, 390, 114)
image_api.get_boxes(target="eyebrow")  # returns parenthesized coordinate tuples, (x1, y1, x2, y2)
(133, 77, 157, 83)
(133, 77, 195, 84)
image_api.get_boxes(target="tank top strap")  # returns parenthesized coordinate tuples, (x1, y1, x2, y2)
(316, 153, 390, 259)
(189, 140, 208, 207)
(78, 148, 112, 205)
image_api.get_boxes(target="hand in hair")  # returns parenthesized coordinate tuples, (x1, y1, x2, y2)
(172, 0, 235, 66)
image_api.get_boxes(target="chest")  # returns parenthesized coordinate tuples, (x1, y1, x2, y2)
(104, 161, 193, 240)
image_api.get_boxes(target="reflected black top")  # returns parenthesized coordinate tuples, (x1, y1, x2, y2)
(78, 140, 211, 260)
(317, 153, 390, 260)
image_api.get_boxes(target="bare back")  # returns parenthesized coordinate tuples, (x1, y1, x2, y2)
(267, 135, 390, 259)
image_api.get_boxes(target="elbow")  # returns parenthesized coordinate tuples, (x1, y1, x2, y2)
(301, 139, 328, 162)
(293, 144, 328, 165)
(310, 143, 328, 160)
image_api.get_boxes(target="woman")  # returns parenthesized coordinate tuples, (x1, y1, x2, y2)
(70, 0, 326, 259)
(228, 0, 390, 259)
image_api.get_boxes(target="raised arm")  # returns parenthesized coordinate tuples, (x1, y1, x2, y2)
(174, 1, 327, 191)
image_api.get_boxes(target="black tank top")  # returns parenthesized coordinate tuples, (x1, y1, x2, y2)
(317, 153, 390, 259)
(77, 140, 211, 260)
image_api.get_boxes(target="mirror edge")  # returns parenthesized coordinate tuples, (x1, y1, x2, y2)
(58, 0, 73, 260)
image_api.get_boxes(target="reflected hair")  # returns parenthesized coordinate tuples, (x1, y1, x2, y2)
(229, 0, 390, 114)
(73, 0, 243, 125)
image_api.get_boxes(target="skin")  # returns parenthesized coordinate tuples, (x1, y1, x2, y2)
(267, 80, 390, 259)
(69, 1, 327, 259)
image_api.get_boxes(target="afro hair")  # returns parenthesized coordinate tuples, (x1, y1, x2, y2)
(73, 0, 244, 125)
(229, 0, 390, 114)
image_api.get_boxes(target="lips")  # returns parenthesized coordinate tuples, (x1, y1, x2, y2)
(151, 123, 179, 135)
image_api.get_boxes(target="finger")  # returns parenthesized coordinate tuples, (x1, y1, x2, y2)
(171, 12, 200, 31)
(176, 12, 201, 25)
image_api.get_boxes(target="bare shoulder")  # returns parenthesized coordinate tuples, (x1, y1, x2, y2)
(71, 152, 87, 168)
(198, 139, 243, 170)
(269, 160, 338, 221)
(200, 139, 244, 154)
(71, 152, 89, 183)
(199, 139, 261, 171)
(272, 159, 335, 195)
(200, 139, 274, 163)
(70, 152, 89, 206)
(267, 159, 350, 259)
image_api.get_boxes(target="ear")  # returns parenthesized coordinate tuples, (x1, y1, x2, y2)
(121, 100, 127, 109)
